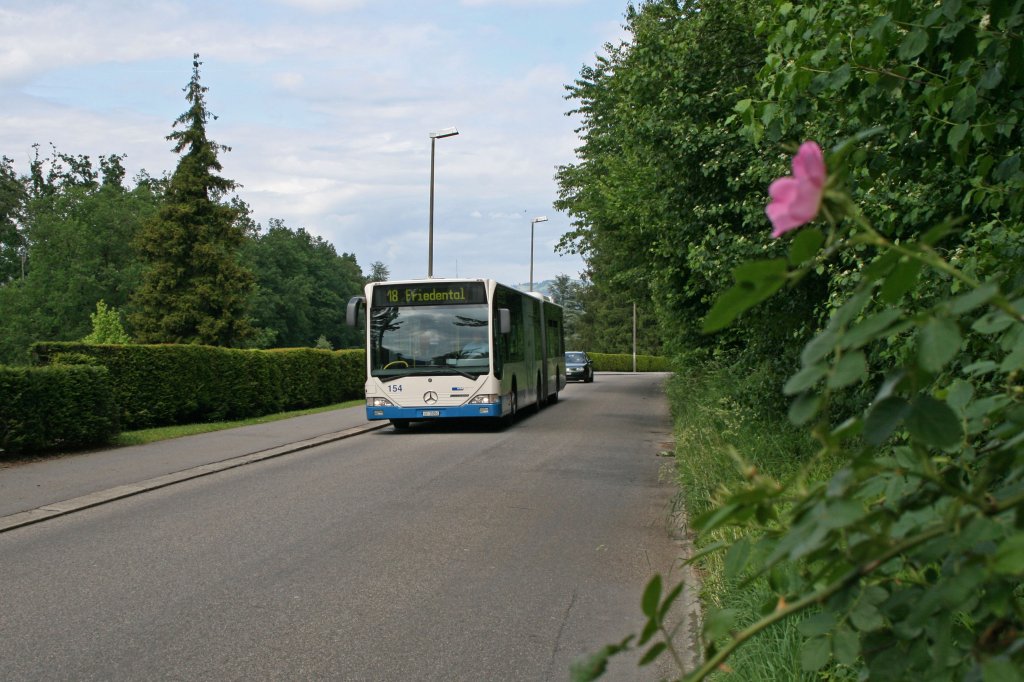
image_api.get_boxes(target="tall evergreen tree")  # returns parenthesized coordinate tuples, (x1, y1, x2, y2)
(130, 54, 254, 346)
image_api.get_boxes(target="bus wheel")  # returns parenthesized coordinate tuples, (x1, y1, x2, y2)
(391, 419, 410, 430)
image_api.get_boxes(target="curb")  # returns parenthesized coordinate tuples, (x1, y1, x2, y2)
(0, 421, 389, 534)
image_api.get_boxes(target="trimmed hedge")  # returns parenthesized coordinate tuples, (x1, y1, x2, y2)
(31, 343, 365, 431)
(588, 352, 672, 372)
(1, 364, 119, 454)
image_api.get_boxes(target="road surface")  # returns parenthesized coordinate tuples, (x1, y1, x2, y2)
(0, 373, 698, 680)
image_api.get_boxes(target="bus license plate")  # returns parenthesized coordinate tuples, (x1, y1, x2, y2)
(422, 410, 440, 417)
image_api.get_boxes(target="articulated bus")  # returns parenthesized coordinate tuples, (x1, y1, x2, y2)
(346, 278, 565, 429)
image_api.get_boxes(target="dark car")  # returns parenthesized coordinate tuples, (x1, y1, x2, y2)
(565, 351, 594, 383)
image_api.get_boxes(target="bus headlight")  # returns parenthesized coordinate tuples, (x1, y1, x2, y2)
(468, 394, 499, 405)
(368, 397, 394, 407)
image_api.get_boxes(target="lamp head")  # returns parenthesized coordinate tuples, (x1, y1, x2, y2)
(430, 127, 459, 139)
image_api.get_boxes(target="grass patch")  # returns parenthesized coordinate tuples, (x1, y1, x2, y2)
(112, 399, 364, 447)
(667, 360, 854, 681)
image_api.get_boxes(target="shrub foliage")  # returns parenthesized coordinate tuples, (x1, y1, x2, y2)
(564, 0, 1024, 679)
(0, 364, 118, 453)
(31, 342, 365, 431)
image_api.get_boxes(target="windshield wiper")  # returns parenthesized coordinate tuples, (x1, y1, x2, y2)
(374, 370, 415, 381)
(423, 365, 480, 381)
(373, 366, 480, 381)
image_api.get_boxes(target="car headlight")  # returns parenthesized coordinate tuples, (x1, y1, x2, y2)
(368, 397, 394, 407)
(468, 394, 500, 404)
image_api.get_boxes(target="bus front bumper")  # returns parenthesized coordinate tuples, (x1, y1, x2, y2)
(366, 403, 501, 421)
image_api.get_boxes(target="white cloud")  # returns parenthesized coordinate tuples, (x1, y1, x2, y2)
(271, 0, 367, 12)
(0, 0, 628, 283)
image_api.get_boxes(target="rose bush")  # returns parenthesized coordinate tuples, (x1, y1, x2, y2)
(574, 137, 1024, 680)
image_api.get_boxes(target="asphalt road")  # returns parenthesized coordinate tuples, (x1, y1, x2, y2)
(0, 373, 698, 681)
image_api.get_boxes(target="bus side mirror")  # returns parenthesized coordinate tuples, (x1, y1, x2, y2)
(346, 296, 365, 327)
(498, 308, 511, 334)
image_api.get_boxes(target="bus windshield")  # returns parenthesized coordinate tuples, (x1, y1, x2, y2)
(370, 304, 490, 378)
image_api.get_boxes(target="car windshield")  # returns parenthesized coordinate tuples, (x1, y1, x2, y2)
(565, 352, 587, 363)
(370, 304, 490, 378)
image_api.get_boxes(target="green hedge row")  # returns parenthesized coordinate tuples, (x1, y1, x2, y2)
(1, 364, 119, 453)
(31, 343, 366, 431)
(588, 353, 672, 372)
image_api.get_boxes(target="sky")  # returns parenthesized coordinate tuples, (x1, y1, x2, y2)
(0, 0, 634, 287)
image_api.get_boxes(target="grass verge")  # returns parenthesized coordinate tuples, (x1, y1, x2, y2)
(667, 360, 849, 680)
(112, 399, 364, 447)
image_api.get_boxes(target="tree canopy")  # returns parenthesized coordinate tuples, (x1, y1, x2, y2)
(560, 1, 1023, 678)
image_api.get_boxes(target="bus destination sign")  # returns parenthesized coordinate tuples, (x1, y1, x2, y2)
(372, 282, 487, 307)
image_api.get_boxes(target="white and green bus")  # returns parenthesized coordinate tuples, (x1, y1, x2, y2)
(346, 278, 565, 429)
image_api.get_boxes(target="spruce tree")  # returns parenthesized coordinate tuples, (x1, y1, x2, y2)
(131, 54, 254, 345)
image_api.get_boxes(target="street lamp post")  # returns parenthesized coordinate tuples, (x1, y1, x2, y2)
(529, 216, 548, 291)
(428, 127, 459, 278)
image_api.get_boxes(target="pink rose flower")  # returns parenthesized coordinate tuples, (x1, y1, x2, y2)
(766, 141, 826, 238)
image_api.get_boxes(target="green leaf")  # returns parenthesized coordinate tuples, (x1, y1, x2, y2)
(703, 259, 789, 333)
(861, 250, 901, 285)
(801, 328, 838, 365)
(732, 258, 789, 284)
(880, 258, 923, 303)
(829, 289, 873, 330)
(841, 308, 903, 349)
(797, 611, 837, 637)
(827, 63, 851, 90)
(1000, 336, 1024, 372)
(724, 537, 751, 581)
(658, 583, 684, 622)
(570, 637, 634, 682)
(948, 283, 999, 314)
(832, 624, 860, 665)
(788, 228, 824, 265)
(641, 574, 662, 619)
(951, 85, 978, 123)
(992, 533, 1024, 575)
(898, 28, 929, 60)
(789, 391, 822, 426)
(921, 218, 959, 246)
(947, 122, 970, 151)
(638, 618, 658, 646)
(784, 363, 828, 395)
(918, 317, 961, 373)
(638, 642, 667, 666)
(821, 499, 866, 529)
(800, 635, 831, 671)
(827, 350, 867, 389)
(973, 311, 1015, 334)
(864, 397, 910, 446)
(906, 394, 963, 448)
(703, 608, 738, 643)
(849, 600, 885, 632)
(946, 379, 974, 416)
